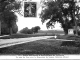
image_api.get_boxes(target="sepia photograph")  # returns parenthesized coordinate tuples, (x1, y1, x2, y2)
(0, 0, 80, 59)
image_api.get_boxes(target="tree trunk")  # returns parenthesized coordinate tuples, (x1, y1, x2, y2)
(62, 24, 68, 35)
(63, 28, 68, 35)
(9, 27, 12, 35)
(0, 20, 1, 35)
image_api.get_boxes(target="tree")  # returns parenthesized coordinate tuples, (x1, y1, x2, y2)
(1, 20, 18, 35)
(19, 27, 29, 34)
(3, 11, 18, 35)
(12, 23, 18, 34)
(19, 27, 33, 34)
(40, 0, 80, 35)
(0, 0, 21, 35)
(31, 26, 40, 33)
(27, 29, 33, 34)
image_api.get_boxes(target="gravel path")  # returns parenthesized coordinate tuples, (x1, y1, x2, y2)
(0, 36, 54, 48)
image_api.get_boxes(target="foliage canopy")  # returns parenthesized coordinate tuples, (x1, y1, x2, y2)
(40, 0, 80, 34)
(0, 0, 21, 35)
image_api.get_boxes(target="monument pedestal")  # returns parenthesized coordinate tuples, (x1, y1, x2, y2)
(68, 29, 74, 35)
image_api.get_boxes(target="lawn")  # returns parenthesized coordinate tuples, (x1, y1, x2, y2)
(38, 30, 64, 34)
(50, 35, 80, 41)
(0, 33, 55, 39)
(0, 30, 80, 55)
(0, 30, 64, 39)
(0, 39, 80, 55)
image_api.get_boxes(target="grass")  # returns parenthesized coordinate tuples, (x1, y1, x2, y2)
(0, 33, 55, 39)
(0, 39, 80, 55)
(0, 30, 80, 55)
(38, 30, 64, 34)
(50, 35, 80, 42)
(0, 30, 64, 39)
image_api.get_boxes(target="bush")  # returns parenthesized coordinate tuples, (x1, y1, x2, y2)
(31, 26, 40, 33)
(27, 29, 33, 34)
(19, 27, 28, 34)
(19, 27, 33, 34)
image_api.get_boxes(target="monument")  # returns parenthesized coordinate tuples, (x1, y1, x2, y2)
(68, 29, 74, 35)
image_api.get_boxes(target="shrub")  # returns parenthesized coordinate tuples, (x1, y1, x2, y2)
(19, 27, 28, 34)
(19, 27, 33, 34)
(27, 29, 33, 34)
(31, 26, 40, 33)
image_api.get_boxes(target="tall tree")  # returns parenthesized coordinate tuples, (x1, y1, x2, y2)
(3, 11, 17, 35)
(40, 0, 80, 35)
(0, 0, 21, 35)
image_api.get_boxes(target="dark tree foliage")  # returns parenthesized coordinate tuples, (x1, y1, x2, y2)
(1, 22, 18, 35)
(0, 0, 21, 35)
(3, 11, 17, 27)
(40, 0, 80, 35)
(31, 26, 40, 33)
(19, 27, 29, 34)
(19, 27, 33, 34)
(12, 24, 18, 34)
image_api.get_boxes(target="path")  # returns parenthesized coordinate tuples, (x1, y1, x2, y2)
(0, 36, 53, 48)
(0, 36, 75, 48)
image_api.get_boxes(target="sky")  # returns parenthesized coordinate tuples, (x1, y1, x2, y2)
(16, 0, 63, 31)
